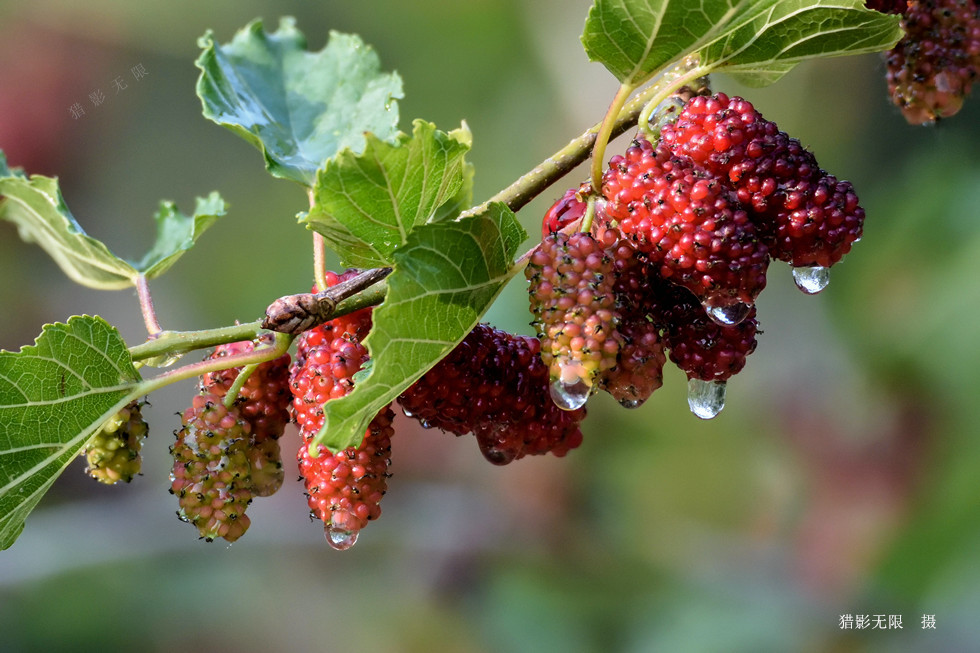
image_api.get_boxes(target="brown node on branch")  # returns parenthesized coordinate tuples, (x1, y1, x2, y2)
(262, 267, 392, 334)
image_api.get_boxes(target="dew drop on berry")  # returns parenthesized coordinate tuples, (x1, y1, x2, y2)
(619, 397, 644, 409)
(687, 378, 726, 420)
(705, 302, 752, 326)
(400, 407, 414, 418)
(325, 525, 359, 550)
(549, 376, 591, 411)
(792, 265, 830, 295)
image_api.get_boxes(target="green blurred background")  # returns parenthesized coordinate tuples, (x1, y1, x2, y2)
(2, 1, 980, 651)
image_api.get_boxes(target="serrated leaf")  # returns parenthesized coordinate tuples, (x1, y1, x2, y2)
(582, 0, 902, 87)
(314, 203, 526, 452)
(135, 192, 226, 278)
(0, 157, 227, 289)
(305, 120, 472, 267)
(0, 316, 143, 550)
(0, 162, 138, 290)
(196, 17, 404, 186)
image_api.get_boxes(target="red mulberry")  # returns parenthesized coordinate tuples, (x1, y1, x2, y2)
(601, 135, 769, 316)
(542, 183, 590, 237)
(288, 285, 391, 549)
(660, 93, 865, 272)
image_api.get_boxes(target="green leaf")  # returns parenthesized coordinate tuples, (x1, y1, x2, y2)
(582, 0, 902, 87)
(0, 157, 226, 289)
(0, 163, 138, 290)
(305, 120, 472, 267)
(314, 203, 526, 452)
(135, 192, 226, 279)
(196, 17, 404, 186)
(0, 316, 143, 550)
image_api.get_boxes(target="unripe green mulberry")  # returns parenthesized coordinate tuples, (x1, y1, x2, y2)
(83, 400, 147, 484)
(526, 231, 622, 410)
(170, 392, 253, 543)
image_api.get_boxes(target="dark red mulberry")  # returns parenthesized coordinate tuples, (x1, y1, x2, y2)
(398, 324, 585, 464)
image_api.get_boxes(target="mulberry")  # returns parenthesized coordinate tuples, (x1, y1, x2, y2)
(288, 286, 392, 549)
(601, 135, 769, 314)
(542, 183, 590, 237)
(660, 286, 760, 383)
(83, 400, 148, 484)
(398, 323, 585, 464)
(526, 231, 622, 406)
(659, 93, 865, 270)
(885, 0, 980, 124)
(170, 393, 253, 542)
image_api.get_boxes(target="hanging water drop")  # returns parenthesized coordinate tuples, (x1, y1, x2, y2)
(325, 524, 358, 550)
(687, 378, 726, 420)
(618, 397, 644, 409)
(401, 408, 414, 418)
(705, 302, 751, 326)
(792, 265, 830, 294)
(419, 418, 434, 429)
(549, 376, 591, 411)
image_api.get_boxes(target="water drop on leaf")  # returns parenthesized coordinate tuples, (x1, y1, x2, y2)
(705, 302, 751, 326)
(325, 524, 358, 550)
(687, 378, 726, 420)
(792, 265, 830, 295)
(549, 376, 591, 411)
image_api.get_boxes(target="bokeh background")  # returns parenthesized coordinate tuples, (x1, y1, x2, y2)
(2, 1, 980, 651)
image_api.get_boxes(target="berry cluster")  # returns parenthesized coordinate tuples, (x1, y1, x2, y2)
(876, 0, 980, 124)
(83, 400, 148, 485)
(289, 271, 393, 550)
(527, 92, 859, 417)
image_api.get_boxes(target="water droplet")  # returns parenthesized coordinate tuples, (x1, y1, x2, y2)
(324, 525, 358, 550)
(549, 376, 591, 411)
(792, 265, 830, 294)
(419, 419, 434, 429)
(400, 407, 414, 418)
(476, 430, 516, 465)
(687, 378, 726, 420)
(619, 397, 644, 409)
(705, 302, 751, 326)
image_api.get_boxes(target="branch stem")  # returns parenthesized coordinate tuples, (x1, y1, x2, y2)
(590, 83, 635, 191)
(137, 332, 292, 399)
(136, 274, 162, 336)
